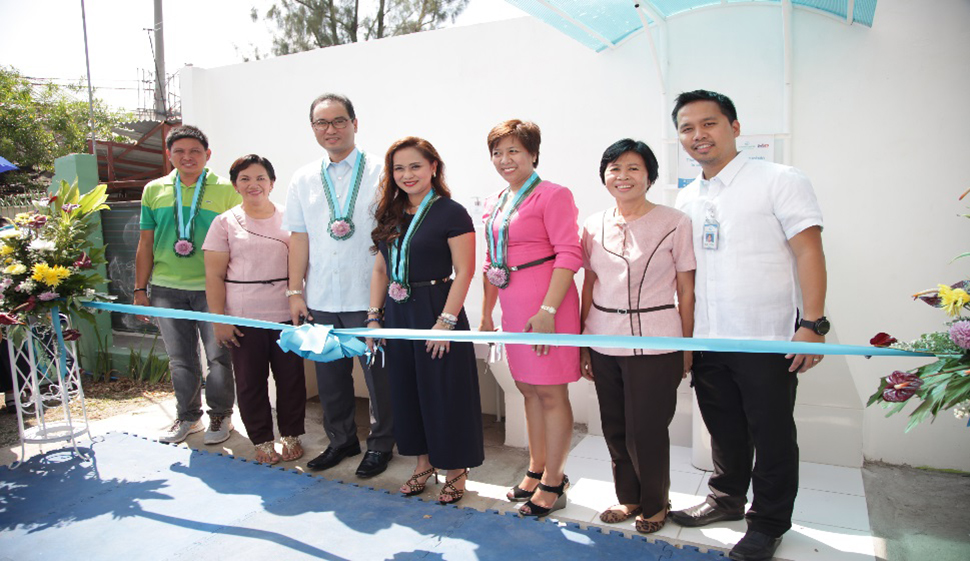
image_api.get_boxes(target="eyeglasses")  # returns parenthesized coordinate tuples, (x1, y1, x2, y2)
(311, 117, 351, 131)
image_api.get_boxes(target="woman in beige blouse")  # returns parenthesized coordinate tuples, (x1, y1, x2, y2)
(579, 139, 696, 534)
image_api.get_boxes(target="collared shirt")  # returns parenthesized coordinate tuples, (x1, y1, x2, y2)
(675, 152, 823, 340)
(581, 205, 695, 355)
(282, 147, 383, 312)
(140, 167, 242, 291)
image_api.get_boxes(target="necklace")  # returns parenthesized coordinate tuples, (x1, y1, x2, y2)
(484, 172, 541, 288)
(387, 190, 438, 303)
(321, 151, 365, 240)
(172, 170, 207, 258)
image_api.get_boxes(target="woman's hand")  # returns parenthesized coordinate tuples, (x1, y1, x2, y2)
(426, 321, 452, 360)
(683, 350, 693, 378)
(580, 347, 594, 381)
(524, 308, 555, 356)
(215, 323, 243, 348)
(479, 315, 495, 332)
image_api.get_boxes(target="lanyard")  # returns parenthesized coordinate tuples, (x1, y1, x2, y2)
(174, 170, 206, 239)
(487, 171, 541, 266)
(389, 189, 438, 285)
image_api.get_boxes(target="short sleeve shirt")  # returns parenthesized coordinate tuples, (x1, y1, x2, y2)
(675, 152, 823, 340)
(140, 168, 242, 291)
(202, 204, 291, 322)
(282, 148, 383, 312)
(582, 205, 696, 355)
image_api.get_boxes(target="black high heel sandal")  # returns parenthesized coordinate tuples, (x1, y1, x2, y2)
(519, 475, 569, 518)
(438, 468, 468, 505)
(401, 467, 438, 497)
(507, 469, 544, 502)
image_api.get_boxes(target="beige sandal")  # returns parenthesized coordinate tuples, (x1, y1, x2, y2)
(254, 441, 281, 465)
(280, 436, 304, 462)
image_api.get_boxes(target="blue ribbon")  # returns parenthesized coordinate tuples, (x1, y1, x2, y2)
(81, 301, 932, 362)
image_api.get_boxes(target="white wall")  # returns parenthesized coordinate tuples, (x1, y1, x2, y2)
(183, 0, 970, 469)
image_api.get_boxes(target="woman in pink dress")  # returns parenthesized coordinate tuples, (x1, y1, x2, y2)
(480, 119, 582, 517)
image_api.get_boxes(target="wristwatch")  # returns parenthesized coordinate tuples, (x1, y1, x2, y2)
(285, 289, 303, 298)
(799, 316, 831, 336)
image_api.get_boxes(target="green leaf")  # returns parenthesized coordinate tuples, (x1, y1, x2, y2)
(951, 251, 970, 263)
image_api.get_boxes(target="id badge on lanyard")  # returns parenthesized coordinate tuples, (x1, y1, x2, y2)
(702, 203, 719, 250)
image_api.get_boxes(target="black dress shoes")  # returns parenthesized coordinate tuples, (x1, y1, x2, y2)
(668, 502, 745, 527)
(729, 530, 783, 561)
(306, 443, 361, 471)
(355, 450, 393, 478)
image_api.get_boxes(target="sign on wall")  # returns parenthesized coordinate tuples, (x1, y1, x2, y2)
(677, 135, 775, 187)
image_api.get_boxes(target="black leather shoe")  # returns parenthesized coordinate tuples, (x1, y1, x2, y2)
(668, 502, 744, 527)
(306, 443, 361, 471)
(355, 450, 393, 478)
(729, 530, 782, 561)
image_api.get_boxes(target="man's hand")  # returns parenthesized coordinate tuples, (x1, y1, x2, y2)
(683, 350, 693, 378)
(289, 295, 311, 326)
(786, 327, 824, 373)
(133, 291, 152, 323)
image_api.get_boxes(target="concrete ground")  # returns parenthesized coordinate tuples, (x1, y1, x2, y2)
(2, 395, 968, 561)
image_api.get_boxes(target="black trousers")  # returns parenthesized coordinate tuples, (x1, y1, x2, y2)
(692, 351, 799, 537)
(384, 284, 484, 470)
(591, 350, 683, 515)
(309, 310, 395, 453)
(229, 325, 306, 445)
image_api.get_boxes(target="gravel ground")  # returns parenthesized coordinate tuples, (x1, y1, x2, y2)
(0, 377, 173, 447)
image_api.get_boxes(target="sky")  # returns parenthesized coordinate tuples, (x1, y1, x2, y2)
(0, 0, 526, 111)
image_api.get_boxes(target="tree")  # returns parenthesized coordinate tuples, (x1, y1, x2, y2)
(0, 66, 129, 191)
(253, 0, 470, 56)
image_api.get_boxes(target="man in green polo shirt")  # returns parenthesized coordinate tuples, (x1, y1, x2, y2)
(135, 125, 241, 444)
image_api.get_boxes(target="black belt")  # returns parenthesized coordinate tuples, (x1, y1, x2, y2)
(410, 277, 452, 288)
(510, 255, 555, 272)
(225, 277, 287, 285)
(593, 302, 675, 315)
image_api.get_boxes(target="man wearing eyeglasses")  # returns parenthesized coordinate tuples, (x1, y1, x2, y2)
(283, 93, 394, 477)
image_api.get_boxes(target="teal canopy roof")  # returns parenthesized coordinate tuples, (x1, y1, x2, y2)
(506, 0, 877, 52)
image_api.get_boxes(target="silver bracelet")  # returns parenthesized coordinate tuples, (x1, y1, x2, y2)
(540, 305, 557, 316)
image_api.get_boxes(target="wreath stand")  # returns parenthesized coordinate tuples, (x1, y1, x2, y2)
(6, 306, 90, 468)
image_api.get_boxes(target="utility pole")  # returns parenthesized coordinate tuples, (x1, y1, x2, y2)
(80, 0, 98, 156)
(153, 0, 167, 120)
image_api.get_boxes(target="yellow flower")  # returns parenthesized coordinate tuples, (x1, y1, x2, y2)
(12, 212, 31, 225)
(0, 244, 13, 256)
(938, 284, 970, 317)
(31, 263, 71, 287)
(3, 263, 26, 275)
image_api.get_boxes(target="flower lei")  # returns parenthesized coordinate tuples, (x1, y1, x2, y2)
(173, 170, 207, 258)
(321, 151, 365, 241)
(387, 190, 438, 303)
(484, 172, 541, 289)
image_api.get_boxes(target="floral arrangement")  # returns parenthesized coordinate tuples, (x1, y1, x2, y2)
(0, 180, 111, 333)
(867, 191, 970, 431)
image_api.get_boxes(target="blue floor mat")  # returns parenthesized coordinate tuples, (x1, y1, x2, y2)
(0, 432, 724, 560)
